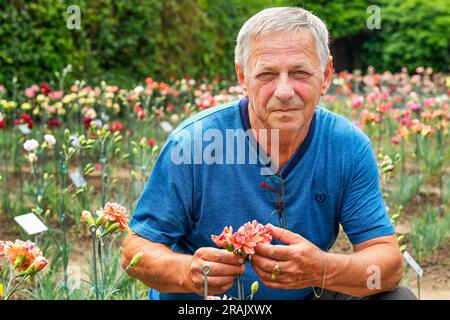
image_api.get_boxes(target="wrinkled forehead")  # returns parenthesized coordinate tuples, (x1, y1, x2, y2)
(248, 29, 319, 69)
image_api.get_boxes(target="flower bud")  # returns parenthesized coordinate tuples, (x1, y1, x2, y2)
(251, 281, 259, 295)
(129, 252, 144, 268)
(81, 210, 95, 226)
(106, 222, 121, 235)
(24, 256, 48, 276)
(13, 254, 26, 270)
(95, 216, 104, 227)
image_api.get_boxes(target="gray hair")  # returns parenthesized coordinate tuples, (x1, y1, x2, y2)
(235, 7, 330, 72)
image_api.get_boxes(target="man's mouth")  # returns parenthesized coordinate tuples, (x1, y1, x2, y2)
(272, 109, 299, 113)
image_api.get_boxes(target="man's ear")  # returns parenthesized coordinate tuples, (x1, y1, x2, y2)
(235, 62, 248, 97)
(321, 56, 334, 95)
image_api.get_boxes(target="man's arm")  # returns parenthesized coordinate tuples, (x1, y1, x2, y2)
(121, 231, 245, 296)
(325, 234, 403, 297)
(250, 225, 403, 297)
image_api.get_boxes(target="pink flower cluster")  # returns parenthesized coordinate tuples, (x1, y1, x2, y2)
(96, 202, 129, 231)
(211, 220, 272, 256)
(0, 240, 48, 274)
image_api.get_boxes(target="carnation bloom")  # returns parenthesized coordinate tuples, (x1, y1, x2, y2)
(232, 230, 257, 255)
(4, 240, 43, 271)
(96, 202, 129, 231)
(47, 118, 61, 127)
(109, 121, 124, 133)
(211, 226, 234, 250)
(212, 220, 272, 256)
(23, 139, 39, 152)
(232, 220, 272, 255)
(44, 134, 56, 146)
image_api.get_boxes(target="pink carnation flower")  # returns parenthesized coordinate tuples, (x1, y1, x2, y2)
(96, 202, 129, 230)
(211, 220, 272, 256)
(4, 240, 43, 271)
(211, 226, 233, 250)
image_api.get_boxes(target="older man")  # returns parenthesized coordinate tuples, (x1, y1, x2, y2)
(122, 7, 416, 300)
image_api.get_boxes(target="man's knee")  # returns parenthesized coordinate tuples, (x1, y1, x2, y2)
(370, 286, 417, 300)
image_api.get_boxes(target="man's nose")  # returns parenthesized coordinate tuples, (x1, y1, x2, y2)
(274, 73, 294, 102)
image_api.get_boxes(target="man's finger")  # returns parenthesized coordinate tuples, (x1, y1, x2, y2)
(253, 243, 291, 260)
(267, 224, 304, 245)
(200, 248, 245, 266)
(250, 253, 288, 274)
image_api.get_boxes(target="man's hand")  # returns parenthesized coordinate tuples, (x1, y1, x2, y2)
(183, 247, 246, 296)
(250, 224, 325, 290)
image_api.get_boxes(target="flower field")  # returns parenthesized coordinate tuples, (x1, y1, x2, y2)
(0, 66, 449, 299)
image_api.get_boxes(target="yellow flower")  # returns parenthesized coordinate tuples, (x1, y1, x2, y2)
(21, 102, 32, 110)
(36, 94, 45, 103)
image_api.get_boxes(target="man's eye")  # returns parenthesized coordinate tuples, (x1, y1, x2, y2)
(292, 71, 310, 78)
(257, 72, 276, 79)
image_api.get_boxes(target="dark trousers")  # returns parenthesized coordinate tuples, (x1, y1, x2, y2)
(307, 286, 417, 300)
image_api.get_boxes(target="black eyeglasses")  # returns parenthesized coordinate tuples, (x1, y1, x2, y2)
(260, 172, 287, 229)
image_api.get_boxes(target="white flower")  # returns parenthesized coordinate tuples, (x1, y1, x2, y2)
(134, 85, 144, 94)
(23, 139, 39, 152)
(170, 114, 179, 124)
(44, 134, 56, 146)
(91, 119, 103, 128)
(69, 135, 80, 148)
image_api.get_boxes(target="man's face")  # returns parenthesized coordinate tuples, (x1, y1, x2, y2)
(236, 30, 333, 132)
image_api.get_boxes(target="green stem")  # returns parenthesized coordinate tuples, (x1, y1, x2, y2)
(98, 239, 106, 299)
(105, 266, 129, 300)
(90, 226, 99, 300)
(59, 153, 69, 299)
(5, 274, 29, 300)
(237, 274, 244, 300)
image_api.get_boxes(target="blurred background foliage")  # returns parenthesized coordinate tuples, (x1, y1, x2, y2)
(0, 0, 448, 88)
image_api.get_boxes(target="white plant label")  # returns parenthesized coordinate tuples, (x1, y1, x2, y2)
(14, 213, 48, 235)
(160, 121, 173, 133)
(70, 171, 87, 188)
(18, 124, 31, 135)
(403, 251, 423, 277)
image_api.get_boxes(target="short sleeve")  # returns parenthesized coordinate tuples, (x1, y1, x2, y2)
(340, 141, 395, 244)
(130, 135, 194, 245)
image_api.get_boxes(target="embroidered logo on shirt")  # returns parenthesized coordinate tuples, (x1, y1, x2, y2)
(315, 193, 327, 203)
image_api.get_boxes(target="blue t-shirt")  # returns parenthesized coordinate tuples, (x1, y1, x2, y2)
(130, 98, 394, 300)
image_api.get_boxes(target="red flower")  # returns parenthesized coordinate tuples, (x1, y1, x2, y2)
(166, 104, 174, 112)
(148, 137, 155, 146)
(83, 117, 93, 129)
(109, 121, 124, 133)
(40, 83, 51, 95)
(16, 113, 34, 128)
(0, 120, 6, 128)
(47, 118, 61, 128)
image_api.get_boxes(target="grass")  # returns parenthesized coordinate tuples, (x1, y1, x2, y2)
(408, 206, 450, 262)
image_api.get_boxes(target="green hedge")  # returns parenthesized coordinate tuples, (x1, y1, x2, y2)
(0, 0, 448, 89)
